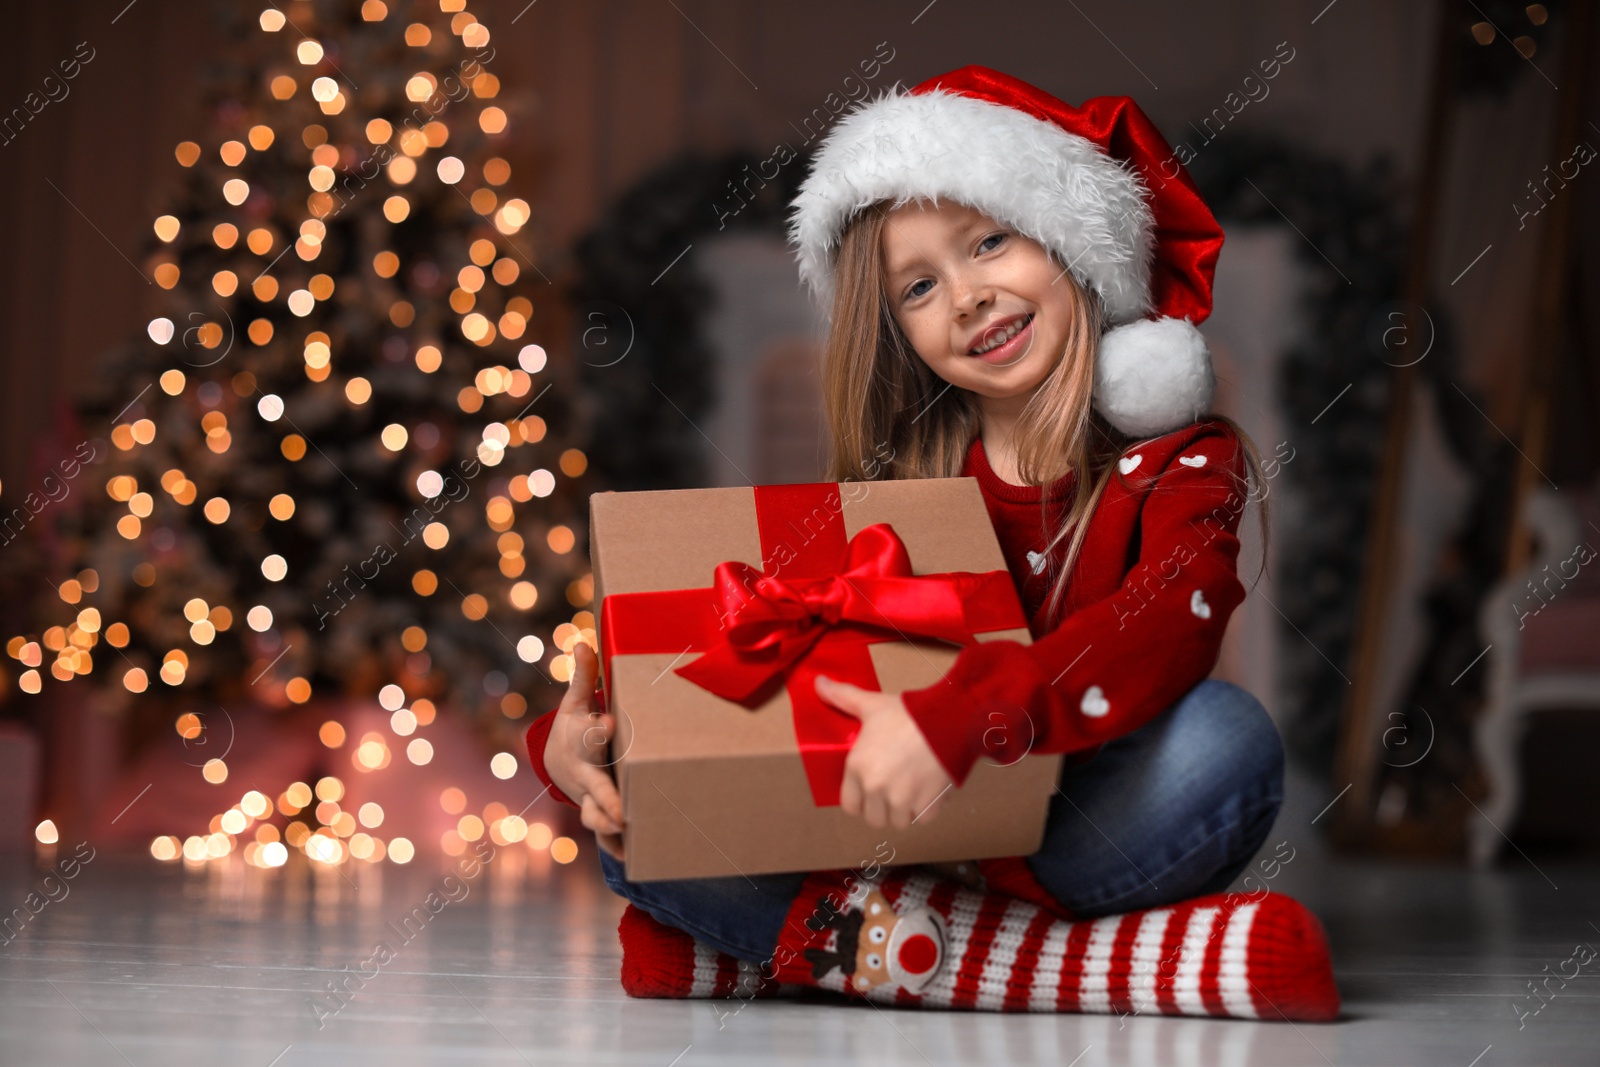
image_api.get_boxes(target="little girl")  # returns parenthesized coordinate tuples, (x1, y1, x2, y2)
(527, 66, 1339, 1021)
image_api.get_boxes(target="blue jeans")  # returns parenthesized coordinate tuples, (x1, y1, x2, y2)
(598, 679, 1284, 964)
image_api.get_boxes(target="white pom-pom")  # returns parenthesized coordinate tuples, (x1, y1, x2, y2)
(1093, 317, 1214, 439)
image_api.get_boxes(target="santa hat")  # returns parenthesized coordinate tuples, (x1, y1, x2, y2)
(787, 65, 1226, 439)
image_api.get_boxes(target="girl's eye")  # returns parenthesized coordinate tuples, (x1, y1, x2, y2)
(908, 233, 1004, 300)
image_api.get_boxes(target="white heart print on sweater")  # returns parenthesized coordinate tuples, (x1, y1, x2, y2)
(1080, 686, 1110, 717)
(1118, 454, 1142, 475)
(1179, 454, 1207, 468)
(1025, 550, 1047, 575)
(1190, 590, 1212, 619)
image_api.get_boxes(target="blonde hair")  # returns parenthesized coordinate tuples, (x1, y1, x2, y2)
(821, 199, 1266, 625)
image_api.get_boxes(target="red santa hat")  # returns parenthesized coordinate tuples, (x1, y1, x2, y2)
(787, 65, 1226, 439)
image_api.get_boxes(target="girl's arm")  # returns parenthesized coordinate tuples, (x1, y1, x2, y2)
(899, 423, 1252, 787)
(525, 708, 582, 808)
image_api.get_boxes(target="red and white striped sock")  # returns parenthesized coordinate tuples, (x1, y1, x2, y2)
(618, 903, 808, 1001)
(618, 869, 1339, 1021)
(771, 868, 1340, 1020)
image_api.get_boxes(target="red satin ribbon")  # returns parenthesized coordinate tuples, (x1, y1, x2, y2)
(599, 482, 1024, 807)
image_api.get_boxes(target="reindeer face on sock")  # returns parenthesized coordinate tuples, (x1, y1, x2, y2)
(803, 885, 945, 993)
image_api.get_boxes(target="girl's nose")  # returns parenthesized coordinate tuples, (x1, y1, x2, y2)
(950, 276, 994, 315)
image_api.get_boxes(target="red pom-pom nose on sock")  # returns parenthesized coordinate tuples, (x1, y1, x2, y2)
(885, 910, 944, 991)
(898, 933, 939, 975)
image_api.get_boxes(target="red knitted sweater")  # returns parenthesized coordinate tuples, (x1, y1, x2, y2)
(525, 419, 1248, 810)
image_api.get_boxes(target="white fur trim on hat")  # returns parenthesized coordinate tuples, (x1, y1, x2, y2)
(788, 86, 1156, 325)
(1094, 316, 1214, 438)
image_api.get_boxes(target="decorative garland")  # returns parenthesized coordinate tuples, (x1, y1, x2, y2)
(1187, 135, 1404, 772)
(566, 151, 808, 493)
(1189, 132, 1513, 797)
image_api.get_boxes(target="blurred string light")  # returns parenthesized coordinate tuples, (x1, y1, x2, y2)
(1469, 3, 1548, 57)
(145, 768, 577, 871)
(6, 0, 598, 874)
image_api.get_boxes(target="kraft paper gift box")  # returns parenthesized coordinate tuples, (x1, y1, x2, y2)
(590, 477, 1062, 882)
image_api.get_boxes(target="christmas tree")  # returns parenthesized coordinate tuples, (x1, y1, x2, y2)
(5, 0, 592, 866)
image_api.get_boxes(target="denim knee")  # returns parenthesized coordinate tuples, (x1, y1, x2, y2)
(1024, 680, 1286, 914)
(1153, 681, 1285, 895)
(1172, 680, 1286, 850)
(1187, 680, 1285, 803)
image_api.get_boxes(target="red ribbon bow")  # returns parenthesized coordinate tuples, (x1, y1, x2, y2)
(674, 523, 978, 705)
(599, 482, 1024, 806)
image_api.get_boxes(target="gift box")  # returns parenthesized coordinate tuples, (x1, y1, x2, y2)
(591, 477, 1062, 881)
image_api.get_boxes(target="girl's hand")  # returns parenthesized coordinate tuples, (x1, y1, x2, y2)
(815, 674, 954, 829)
(544, 640, 627, 851)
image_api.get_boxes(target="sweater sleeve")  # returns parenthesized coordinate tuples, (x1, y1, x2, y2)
(524, 689, 609, 810)
(900, 427, 1251, 786)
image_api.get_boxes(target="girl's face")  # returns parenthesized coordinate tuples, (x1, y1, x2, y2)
(879, 198, 1079, 407)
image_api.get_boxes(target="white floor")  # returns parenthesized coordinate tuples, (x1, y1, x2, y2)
(1, 777, 1596, 1066)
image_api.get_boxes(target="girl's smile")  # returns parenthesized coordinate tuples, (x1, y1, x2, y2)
(967, 311, 1035, 363)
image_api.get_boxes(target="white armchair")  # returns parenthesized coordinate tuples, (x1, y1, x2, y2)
(1471, 486, 1600, 866)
